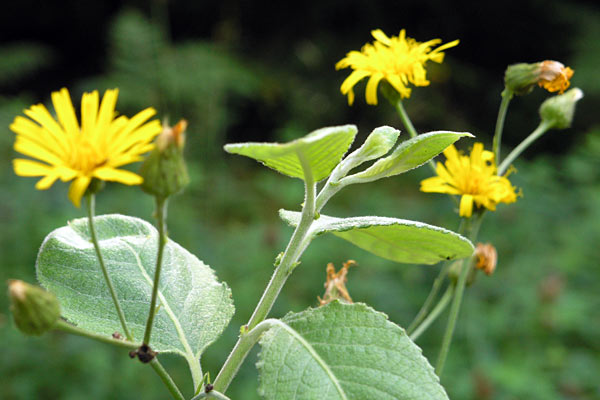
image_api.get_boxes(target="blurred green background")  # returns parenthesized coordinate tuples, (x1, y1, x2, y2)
(1, 1, 599, 399)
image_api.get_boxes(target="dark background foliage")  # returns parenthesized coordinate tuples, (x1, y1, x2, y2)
(1, 1, 599, 399)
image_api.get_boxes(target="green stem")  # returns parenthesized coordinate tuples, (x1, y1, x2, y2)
(409, 285, 454, 341)
(435, 215, 483, 376)
(150, 358, 186, 400)
(497, 121, 551, 176)
(143, 197, 169, 345)
(406, 262, 451, 335)
(213, 151, 317, 393)
(212, 319, 280, 393)
(54, 319, 138, 349)
(407, 219, 467, 334)
(493, 90, 513, 163)
(85, 194, 133, 341)
(394, 99, 437, 173)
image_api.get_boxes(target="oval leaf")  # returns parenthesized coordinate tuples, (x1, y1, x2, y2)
(257, 301, 449, 400)
(224, 125, 357, 181)
(280, 210, 473, 264)
(36, 214, 234, 361)
(341, 131, 473, 184)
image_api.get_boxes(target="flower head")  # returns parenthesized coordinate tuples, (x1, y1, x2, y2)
(336, 29, 459, 105)
(11, 88, 162, 207)
(538, 61, 574, 94)
(420, 143, 519, 217)
(504, 60, 574, 96)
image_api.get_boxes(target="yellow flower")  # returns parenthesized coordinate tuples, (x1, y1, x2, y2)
(538, 60, 574, 94)
(420, 143, 518, 217)
(11, 88, 161, 207)
(336, 29, 459, 105)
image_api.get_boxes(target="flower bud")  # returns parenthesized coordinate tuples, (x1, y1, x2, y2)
(140, 119, 190, 199)
(8, 280, 60, 336)
(504, 61, 574, 96)
(539, 88, 583, 130)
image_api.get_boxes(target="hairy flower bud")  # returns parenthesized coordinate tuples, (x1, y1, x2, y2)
(8, 280, 60, 336)
(539, 88, 583, 130)
(504, 61, 574, 96)
(140, 119, 190, 199)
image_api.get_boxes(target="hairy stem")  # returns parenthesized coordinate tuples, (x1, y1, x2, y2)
(492, 89, 513, 163)
(213, 150, 317, 393)
(497, 121, 551, 176)
(143, 197, 169, 345)
(54, 319, 138, 349)
(85, 193, 133, 341)
(150, 358, 186, 400)
(409, 285, 454, 341)
(212, 319, 280, 393)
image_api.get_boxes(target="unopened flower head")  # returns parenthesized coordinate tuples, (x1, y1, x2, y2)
(10, 88, 162, 207)
(336, 29, 459, 105)
(539, 88, 583, 130)
(504, 60, 574, 96)
(420, 143, 519, 217)
(9, 280, 60, 336)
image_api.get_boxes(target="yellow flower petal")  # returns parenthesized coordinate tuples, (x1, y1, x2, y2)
(13, 159, 52, 177)
(36, 175, 59, 190)
(365, 73, 384, 105)
(459, 194, 474, 217)
(68, 175, 92, 207)
(93, 167, 142, 185)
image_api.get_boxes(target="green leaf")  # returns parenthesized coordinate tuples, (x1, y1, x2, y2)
(341, 131, 473, 184)
(280, 210, 473, 264)
(224, 125, 357, 181)
(36, 214, 234, 362)
(257, 302, 449, 400)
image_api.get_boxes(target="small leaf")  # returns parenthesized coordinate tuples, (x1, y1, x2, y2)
(280, 210, 473, 264)
(341, 131, 473, 184)
(257, 302, 449, 400)
(224, 125, 357, 181)
(347, 125, 400, 164)
(36, 214, 234, 363)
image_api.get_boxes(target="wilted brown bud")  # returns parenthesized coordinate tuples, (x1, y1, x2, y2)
(140, 119, 190, 199)
(8, 280, 60, 336)
(474, 243, 497, 276)
(318, 260, 356, 306)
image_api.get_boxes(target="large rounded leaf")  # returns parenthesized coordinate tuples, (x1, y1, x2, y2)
(280, 210, 473, 264)
(36, 214, 234, 363)
(224, 125, 357, 181)
(257, 302, 449, 400)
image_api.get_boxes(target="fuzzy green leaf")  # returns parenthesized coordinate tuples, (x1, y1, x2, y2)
(36, 214, 234, 361)
(257, 302, 449, 400)
(224, 125, 357, 181)
(341, 131, 473, 184)
(280, 210, 473, 264)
